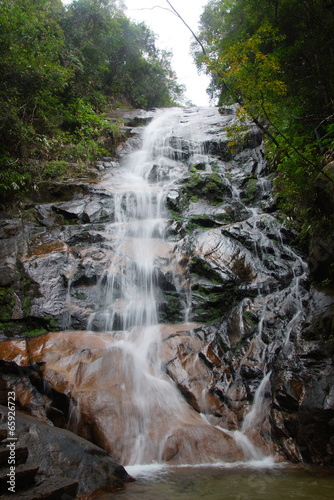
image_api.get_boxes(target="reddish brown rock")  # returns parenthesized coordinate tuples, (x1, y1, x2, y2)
(0, 330, 245, 466)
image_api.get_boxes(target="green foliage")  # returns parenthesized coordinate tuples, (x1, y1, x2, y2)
(43, 160, 69, 179)
(0, 0, 184, 198)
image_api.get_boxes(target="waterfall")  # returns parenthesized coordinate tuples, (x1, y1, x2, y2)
(15, 106, 319, 467)
(76, 107, 295, 464)
(79, 108, 242, 465)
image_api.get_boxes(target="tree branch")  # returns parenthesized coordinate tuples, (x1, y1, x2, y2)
(130, 6, 178, 17)
(260, 100, 334, 183)
(165, 0, 207, 56)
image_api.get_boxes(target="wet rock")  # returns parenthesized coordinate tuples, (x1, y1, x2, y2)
(279, 437, 303, 463)
(308, 234, 334, 282)
(11, 292, 24, 320)
(0, 331, 245, 465)
(52, 198, 89, 222)
(0, 405, 132, 496)
(35, 181, 90, 203)
(272, 372, 304, 412)
(0, 261, 16, 286)
(271, 329, 334, 465)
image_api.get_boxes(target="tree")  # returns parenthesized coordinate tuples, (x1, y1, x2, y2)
(194, 0, 334, 257)
(0, 0, 70, 156)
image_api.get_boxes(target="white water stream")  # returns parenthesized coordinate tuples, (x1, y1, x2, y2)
(83, 109, 243, 465)
(76, 108, 283, 465)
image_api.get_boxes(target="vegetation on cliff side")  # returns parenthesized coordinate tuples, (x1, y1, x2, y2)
(195, 0, 334, 280)
(0, 0, 185, 201)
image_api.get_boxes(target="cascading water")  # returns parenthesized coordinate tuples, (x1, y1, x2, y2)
(79, 108, 244, 465)
(67, 106, 307, 465)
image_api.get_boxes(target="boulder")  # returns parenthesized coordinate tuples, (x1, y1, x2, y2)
(0, 405, 132, 496)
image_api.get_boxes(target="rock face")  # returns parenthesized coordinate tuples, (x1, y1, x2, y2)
(0, 331, 244, 466)
(0, 106, 333, 468)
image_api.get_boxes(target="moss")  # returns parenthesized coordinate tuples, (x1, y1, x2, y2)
(48, 317, 58, 329)
(25, 328, 48, 337)
(171, 211, 184, 222)
(186, 215, 219, 234)
(158, 290, 183, 323)
(192, 283, 234, 323)
(22, 296, 31, 315)
(214, 212, 233, 224)
(179, 172, 228, 206)
(189, 215, 218, 229)
(243, 310, 257, 328)
(241, 177, 258, 204)
(216, 334, 230, 353)
(191, 162, 206, 171)
(40, 315, 58, 331)
(190, 257, 222, 284)
(0, 321, 18, 335)
(170, 170, 230, 213)
(211, 161, 219, 173)
(235, 341, 242, 350)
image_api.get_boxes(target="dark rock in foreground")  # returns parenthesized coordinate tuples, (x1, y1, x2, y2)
(0, 405, 132, 497)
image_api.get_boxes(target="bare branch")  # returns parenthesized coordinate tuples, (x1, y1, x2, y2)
(165, 0, 206, 56)
(129, 6, 178, 17)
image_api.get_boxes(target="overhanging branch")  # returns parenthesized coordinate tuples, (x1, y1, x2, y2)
(165, 0, 207, 56)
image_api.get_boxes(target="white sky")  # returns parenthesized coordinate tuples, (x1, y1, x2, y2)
(62, 0, 211, 106)
(124, 0, 211, 106)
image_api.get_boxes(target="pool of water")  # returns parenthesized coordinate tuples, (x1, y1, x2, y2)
(96, 462, 334, 499)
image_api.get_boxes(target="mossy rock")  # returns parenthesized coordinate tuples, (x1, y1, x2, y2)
(158, 291, 184, 323)
(190, 257, 222, 284)
(181, 172, 231, 205)
(25, 328, 48, 337)
(191, 283, 240, 323)
(35, 181, 90, 203)
(186, 215, 222, 234)
(188, 215, 217, 229)
(0, 261, 58, 337)
(190, 162, 206, 172)
(148, 164, 159, 182)
(240, 176, 258, 204)
(0, 321, 22, 337)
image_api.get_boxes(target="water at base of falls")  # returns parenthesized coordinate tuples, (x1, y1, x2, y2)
(94, 463, 334, 500)
(71, 107, 279, 466)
